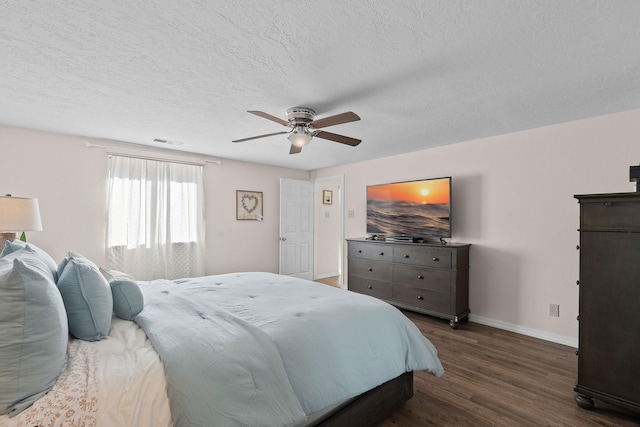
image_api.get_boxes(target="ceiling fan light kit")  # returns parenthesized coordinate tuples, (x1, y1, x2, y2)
(233, 107, 362, 154)
(288, 125, 312, 147)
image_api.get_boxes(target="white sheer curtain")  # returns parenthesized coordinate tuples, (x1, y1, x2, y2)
(106, 156, 206, 280)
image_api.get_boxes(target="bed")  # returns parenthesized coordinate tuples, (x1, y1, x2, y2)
(0, 243, 444, 427)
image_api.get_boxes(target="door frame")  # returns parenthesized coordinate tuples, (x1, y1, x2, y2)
(312, 174, 345, 289)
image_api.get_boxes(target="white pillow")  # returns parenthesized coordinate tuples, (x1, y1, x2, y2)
(99, 266, 135, 283)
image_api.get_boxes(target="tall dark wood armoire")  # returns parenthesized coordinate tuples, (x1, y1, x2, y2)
(574, 192, 640, 413)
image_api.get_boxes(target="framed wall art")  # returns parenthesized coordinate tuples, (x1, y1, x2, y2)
(323, 190, 333, 205)
(236, 190, 263, 220)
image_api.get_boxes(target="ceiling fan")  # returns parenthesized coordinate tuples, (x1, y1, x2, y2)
(232, 107, 361, 154)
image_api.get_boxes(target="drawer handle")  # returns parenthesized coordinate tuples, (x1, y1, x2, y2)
(378, 252, 384, 256)
(367, 285, 373, 289)
(358, 250, 362, 253)
(417, 295, 424, 300)
(432, 257, 439, 262)
(367, 267, 373, 272)
(403, 254, 410, 258)
(417, 275, 424, 280)
(604, 202, 612, 207)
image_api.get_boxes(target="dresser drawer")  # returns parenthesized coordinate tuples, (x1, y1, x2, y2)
(393, 246, 452, 269)
(348, 242, 370, 259)
(348, 258, 392, 281)
(580, 198, 640, 230)
(348, 242, 393, 261)
(348, 277, 392, 300)
(393, 265, 451, 292)
(393, 284, 450, 314)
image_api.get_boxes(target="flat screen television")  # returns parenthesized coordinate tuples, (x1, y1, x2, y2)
(366, 176, 451, 240)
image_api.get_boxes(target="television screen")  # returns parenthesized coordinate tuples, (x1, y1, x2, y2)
(366, 177, 451, 239)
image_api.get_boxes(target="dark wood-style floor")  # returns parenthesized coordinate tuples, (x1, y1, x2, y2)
(380, 312, 640, 426)
(315, 277, 640, 426)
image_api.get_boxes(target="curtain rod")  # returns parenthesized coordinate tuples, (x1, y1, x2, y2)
(85, 142, 222, 166)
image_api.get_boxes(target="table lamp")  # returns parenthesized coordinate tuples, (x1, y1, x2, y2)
(0, 195, 43, 251)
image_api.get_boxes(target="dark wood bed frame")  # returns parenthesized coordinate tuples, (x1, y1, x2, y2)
(311, 372, 413, 426)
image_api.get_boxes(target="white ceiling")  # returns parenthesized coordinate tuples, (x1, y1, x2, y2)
(2, 1, 640, 171)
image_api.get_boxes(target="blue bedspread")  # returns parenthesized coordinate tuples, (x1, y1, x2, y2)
(135, 272, 444, 426)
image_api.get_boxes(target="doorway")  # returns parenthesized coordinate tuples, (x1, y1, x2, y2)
(313, 175, 345, 289)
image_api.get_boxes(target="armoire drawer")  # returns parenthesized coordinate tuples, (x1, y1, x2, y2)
(580, 198, 640, 230)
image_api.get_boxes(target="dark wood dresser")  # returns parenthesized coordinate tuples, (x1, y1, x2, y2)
(346, 238, 470, 328)
(574, 192, 640, 412)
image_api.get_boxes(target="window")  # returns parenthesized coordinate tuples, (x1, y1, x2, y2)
(106, 156, 205, 280)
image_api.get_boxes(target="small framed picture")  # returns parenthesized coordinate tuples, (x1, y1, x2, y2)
(237, 190, 263, 220)
(323, 190, 333, 205)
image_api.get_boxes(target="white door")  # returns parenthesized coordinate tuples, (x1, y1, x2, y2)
(279, 178, 314, 280)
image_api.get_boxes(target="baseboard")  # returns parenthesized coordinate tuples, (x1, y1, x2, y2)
(315, 271, 340, 280)
(469, 314, 578, 348)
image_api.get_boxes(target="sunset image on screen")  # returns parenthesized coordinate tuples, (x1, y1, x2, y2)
(367, 178, 450, 204)
(366, 177, 451, 238)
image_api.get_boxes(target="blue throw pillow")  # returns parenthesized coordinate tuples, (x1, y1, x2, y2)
(56, 251, 84, 280)
(1, 240, 59, 282)
(0, 249, 68, 416)
(110, 280, 144, 320)
(57, 256, 113, 341)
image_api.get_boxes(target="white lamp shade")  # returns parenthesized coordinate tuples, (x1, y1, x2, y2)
(0, 196, 43, 232)
(288, 126, 313, 147)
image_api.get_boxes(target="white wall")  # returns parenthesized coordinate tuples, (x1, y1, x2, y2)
(312, 108, 640, 346)
(0, 125, 310, 274)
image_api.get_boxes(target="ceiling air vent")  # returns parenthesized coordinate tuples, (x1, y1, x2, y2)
(153, 138, 183, 146)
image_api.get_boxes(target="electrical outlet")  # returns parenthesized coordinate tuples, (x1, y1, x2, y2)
(549, 303, 560, 317)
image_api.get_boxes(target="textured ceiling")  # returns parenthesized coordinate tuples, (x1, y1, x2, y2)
(2, 1, 640, 170)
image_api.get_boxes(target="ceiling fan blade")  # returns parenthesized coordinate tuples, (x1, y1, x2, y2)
(247, 110, 289, 127)
(232, 131, 289, 143)
(289, 144, 302, 155)
(314, 131, 361, 147)
(310, 111, 360, 129)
